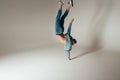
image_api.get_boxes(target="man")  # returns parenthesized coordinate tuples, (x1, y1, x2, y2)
(55, 0, 77, 60)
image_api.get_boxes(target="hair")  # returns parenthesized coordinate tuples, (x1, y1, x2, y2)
(72, 38, 77, 45)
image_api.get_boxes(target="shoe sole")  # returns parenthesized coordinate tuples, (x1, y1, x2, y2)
(71, 0, 73, 7)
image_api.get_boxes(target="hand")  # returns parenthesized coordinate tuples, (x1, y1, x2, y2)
(71, 18, 74, 23)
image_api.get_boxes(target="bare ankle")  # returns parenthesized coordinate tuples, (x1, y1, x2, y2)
(59, 1, 64, 6)
(58, 3, 63, 8)
(67, 4, 72, 10)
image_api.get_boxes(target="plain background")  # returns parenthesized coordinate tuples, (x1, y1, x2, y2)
(0, 0, 120, 80)
(0, 0, 120, 54)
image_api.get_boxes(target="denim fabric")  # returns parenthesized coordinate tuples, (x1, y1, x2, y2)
(66, 50, 70, 59)
(64, 23, 73, 58)
(55, 9, 69, 35)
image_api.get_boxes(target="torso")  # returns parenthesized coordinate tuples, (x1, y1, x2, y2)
(57, 35, 66, 44)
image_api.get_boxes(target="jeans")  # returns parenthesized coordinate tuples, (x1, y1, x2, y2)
(55, 9, 69, 35)
(66, 50, 70, 59)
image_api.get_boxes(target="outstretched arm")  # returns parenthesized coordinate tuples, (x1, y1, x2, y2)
(67, 18, 74, 35)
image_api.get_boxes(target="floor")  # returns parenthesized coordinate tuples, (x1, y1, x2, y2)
(0, 44, 120, 80)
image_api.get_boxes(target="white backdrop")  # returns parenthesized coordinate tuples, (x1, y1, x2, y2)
(0, 0, 120, 54)
(0, 0, 120, 80)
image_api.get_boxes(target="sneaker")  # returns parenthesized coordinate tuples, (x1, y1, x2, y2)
(70, 0, 73, 7)
(59, 0, 64, 5)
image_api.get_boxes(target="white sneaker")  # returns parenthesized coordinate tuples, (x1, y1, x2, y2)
(59, 0, 64, 5)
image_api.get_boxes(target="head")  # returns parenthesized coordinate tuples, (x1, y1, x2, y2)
(72, 38, 77, 45)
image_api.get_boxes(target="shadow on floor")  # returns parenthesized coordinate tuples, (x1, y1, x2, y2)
(71, 48, 101, 60)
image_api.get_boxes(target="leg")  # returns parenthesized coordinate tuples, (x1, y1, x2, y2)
(60, 3, 72, 32)
(61, 3, 72, 22)
(55, 1, 64, 35)
(56, 1, 64, 20)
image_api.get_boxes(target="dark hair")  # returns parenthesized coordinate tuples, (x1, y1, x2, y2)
(72, 38, 77, 45)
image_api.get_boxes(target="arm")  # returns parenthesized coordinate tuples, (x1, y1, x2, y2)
(67, 18, 74, 35)
(66, 50, 71, 59)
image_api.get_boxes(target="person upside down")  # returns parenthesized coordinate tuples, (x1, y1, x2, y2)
(55, 0, 77, 60)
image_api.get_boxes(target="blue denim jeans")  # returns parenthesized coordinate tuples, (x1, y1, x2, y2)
(55, 9, 69, 35)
